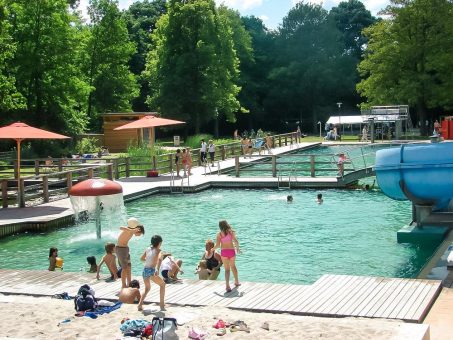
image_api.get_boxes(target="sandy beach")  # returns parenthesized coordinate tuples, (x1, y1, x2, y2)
(0, 294, 429, 339)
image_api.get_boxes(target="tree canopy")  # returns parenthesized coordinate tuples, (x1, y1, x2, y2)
(145, 0, 243, 133)
(357, 0, 453, 134)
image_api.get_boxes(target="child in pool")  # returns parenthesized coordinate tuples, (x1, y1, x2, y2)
(96, 243, 121, 280)
(86, 256, 97, 273)
(48, 247, 62, 271)
(137, 235, 166, 311)
(317, 193, 323, 204)
(195, 260, 211, 280)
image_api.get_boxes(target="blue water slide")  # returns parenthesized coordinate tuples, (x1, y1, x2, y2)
(375, 142, 453, 210)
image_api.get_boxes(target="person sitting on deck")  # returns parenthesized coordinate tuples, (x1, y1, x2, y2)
(118, 279, 141, 304)
(160, 253, 184, 283)
(97, 242, 122, 281)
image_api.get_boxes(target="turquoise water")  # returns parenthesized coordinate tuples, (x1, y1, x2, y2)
(233, 144, 399, 177)
(0, 189, 438, 284)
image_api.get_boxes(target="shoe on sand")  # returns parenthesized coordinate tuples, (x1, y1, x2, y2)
(213, 319, 225, 329)
(261, 321, 270, 331)
(216, 328, 227, 336)
(188, 327, 207, 340)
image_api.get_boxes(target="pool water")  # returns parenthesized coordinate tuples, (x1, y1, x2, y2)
(233, 144, 399, 177)
(0, 189, 438, 284)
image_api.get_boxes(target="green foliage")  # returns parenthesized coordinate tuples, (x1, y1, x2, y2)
(184, 134, 214, 149)
(329, 0, 376, 58)
(145, 0, 242, 133)
(127, 143, 165, 158)
(84, 0, 139, 128)
(123, 0, 167, 111)
(75, 137, 99, 154)
(6, 0, 89, 134)
(265, 2, 357, 130)
(0, 0, 24, 112)
(357, 0, 453, 134)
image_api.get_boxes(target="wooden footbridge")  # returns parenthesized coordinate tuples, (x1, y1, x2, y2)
(0, 269, 441, 323)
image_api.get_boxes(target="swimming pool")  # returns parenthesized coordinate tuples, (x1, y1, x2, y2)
(232, 144, 399, 177)
(0, 188, 438, 284)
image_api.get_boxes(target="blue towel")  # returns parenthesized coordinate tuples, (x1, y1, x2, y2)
(120, 319, 150, 333)
(84, 302, 122, 319)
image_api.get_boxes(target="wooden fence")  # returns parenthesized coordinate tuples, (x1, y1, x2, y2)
(0, 132, 298, 208)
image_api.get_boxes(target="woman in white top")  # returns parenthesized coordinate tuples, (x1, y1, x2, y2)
(138, 235, 166, 311)
(208, 140, 216, 166)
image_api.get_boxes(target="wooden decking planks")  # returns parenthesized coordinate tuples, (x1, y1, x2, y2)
(0, 269, 441, 323)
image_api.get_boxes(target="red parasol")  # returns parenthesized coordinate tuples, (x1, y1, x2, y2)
(0, 122, 69, 206)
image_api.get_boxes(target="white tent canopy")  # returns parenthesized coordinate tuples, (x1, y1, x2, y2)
(327, 115, 402, 125)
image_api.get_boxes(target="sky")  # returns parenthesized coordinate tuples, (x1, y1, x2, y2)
(102, 0, 390, 29)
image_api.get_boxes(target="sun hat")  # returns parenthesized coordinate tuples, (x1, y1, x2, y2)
(127, 217, 141, 230)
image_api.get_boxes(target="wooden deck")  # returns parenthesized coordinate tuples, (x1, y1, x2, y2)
(0, 269, 441, 323)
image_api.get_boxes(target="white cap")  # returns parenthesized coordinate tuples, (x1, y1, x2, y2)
(127, 217, 141, 229)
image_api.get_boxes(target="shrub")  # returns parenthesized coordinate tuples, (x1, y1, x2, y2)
(75, 138, 99, 154)
(185, 134, 214, 149)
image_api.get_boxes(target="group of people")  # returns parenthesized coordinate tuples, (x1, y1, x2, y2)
(174, 148, 193, 177)
(234, 128, 265, 140)
(241, 134, 273, 158)
(200, 139, 216, 166)
(49, 217, 241, 311)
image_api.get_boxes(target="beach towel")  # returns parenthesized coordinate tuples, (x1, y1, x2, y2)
(120, 319, 150, 333)
(83, 302, 122, 319)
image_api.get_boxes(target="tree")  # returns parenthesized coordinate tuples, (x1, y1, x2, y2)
(329, 0, 376, 58)
(124, 0, 166, 111)
(7, 0, 90, 134)
(84, 0, 138, 127)
(265, 2, 357, 131)
(239, 16, 275, 130)
(0, 0, 24, 114)
(145, 0, 241, 133)
(357, 0, 453, 135)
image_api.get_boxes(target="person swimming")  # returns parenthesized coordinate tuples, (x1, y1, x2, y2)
(287, 195, 293, 202)
(317, 193, 323, 204)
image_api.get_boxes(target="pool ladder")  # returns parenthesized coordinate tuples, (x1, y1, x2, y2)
(170, 170, 188, 194)
(277, 162, 298, 189)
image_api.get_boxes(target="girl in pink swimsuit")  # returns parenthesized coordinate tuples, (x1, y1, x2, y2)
(214, 220, 240, 292)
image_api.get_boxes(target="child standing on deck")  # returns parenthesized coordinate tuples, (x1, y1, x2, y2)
(214, 220, 241, 292)
(137, 235, 166, 311)
(116, 218, 145, 288)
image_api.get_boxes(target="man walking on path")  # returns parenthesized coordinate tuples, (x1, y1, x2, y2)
(116, 218, 145, 288)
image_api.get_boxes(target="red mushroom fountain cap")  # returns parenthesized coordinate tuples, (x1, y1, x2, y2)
(69, 179, 123, 197)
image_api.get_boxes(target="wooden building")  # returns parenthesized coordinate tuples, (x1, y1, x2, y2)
(102, 112, 156, 152)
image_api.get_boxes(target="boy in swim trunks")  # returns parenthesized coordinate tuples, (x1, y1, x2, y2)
(137, 235, 166, 311)
(116, 218, 145, 288)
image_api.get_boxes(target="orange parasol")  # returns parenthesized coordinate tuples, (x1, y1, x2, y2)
(114, 115, 185, 130)
(0, 122, 69, 205)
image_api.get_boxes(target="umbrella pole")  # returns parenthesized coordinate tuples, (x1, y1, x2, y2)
(16, 139, 23, 207)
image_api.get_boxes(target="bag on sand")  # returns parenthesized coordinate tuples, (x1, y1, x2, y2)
(74, 284, 97, 312)
(152, 317, 178, 340)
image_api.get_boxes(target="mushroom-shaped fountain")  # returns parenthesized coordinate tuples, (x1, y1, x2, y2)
(69, 179, 124, 239)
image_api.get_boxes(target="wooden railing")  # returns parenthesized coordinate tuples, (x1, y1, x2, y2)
(0, 132, 299, 207)
(1, 163, 113, 208)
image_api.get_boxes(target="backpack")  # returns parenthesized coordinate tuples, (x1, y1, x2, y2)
(74, 284, 97, 312)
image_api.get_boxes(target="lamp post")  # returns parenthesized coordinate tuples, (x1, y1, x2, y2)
(336, 102, 342, 137)
(317, 121, 322, 139)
